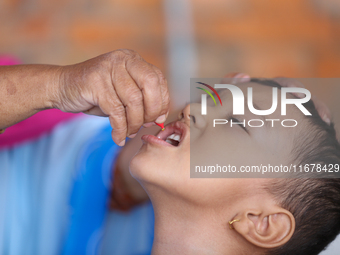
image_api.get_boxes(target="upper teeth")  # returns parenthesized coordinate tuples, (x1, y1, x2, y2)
(166, 134, 181, 142)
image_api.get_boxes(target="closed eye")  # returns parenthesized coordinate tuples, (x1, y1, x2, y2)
(230, 117, 248, 133)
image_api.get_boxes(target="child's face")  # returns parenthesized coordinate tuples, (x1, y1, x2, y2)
(130, 82, 305, 205)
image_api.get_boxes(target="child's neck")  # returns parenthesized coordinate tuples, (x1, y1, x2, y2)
(150, 200, 238, 255)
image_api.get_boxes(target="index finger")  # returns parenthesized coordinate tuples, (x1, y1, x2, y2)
(126, 57, 168, 123)
(151, 64, 170, 123)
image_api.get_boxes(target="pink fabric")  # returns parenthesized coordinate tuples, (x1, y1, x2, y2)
(0, 55, 81, 149)
(0, 55, 21, 66)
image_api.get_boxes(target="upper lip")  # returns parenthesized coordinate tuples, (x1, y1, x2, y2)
(156, 121, 189, 147)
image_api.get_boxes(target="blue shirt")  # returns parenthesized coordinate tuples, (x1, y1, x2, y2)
(0, 115, 154, 255)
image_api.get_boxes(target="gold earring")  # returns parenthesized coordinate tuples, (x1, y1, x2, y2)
(229, 219, 240, 229)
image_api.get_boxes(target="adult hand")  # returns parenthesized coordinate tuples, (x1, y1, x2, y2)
(54, 49, 170, 146)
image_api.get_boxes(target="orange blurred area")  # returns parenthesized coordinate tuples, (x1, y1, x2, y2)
(1, 0, 340, 76)
(0, 0, 166, 69)
(0, 0, 340, 77)
(1, 0, 340, 124)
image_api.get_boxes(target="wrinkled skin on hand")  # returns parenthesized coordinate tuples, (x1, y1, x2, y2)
(53, 49, 170, 146)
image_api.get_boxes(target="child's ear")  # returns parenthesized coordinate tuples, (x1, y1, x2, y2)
(232, 207, 295, 249)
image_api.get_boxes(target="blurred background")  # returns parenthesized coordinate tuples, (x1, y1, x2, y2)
(2, 0, 340, 108)
(1, 0, 340, 254)
(1, 0, 340, 252)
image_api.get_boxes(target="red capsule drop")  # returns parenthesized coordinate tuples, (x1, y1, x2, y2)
(155, 122, 165, 131)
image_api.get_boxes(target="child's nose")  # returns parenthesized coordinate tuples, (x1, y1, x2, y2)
(178, 104, 190, 121)
(178, 103, 206, 129)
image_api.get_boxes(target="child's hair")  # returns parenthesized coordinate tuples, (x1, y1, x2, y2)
(250, 78, 340, 255)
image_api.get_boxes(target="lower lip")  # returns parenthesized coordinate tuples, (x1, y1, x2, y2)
(141, 134, 174, 147)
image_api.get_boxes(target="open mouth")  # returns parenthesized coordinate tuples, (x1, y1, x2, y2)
(156, 121, 185, 147)
(141, 121, 187, 147)
(165, 134, 181, 146)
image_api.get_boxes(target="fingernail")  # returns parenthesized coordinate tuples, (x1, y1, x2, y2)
(118, 139, 126, 146)
(325, 117, 331, 125)
(155, 114, 166, 123)
(143, 122, 154, 128)
(323, 114, 331, 125)
(232, 73, 250, 83)
(128, 133, 137, 138)
(234, 73, 249, 78)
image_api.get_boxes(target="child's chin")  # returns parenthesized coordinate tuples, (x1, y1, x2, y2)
(129, 150, 157, 183)
(129, 153, 144, 180)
